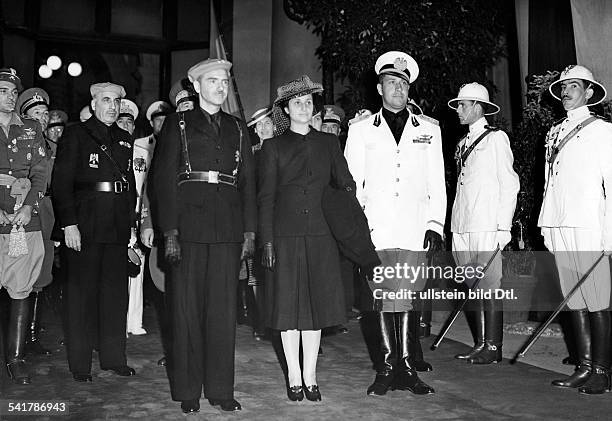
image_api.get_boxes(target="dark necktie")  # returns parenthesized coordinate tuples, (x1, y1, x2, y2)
(211, 113, 221, 137)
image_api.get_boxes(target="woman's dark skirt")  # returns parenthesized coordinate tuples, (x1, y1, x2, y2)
(265, 235, 346, 331)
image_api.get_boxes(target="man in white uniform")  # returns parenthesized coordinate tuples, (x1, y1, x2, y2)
(345, 51, 446, 396)
(116, 99, 147, 335)
(448, 82, 519, 364)
(126, 100, 172, 335)
(538, 65, 612, 395)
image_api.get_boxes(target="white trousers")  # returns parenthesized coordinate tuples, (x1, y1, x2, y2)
(452, 231, 502, 289)
(127, 247, 147, 335)
(541, 227, 610, 311)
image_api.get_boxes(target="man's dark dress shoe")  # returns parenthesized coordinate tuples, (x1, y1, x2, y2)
(304, 385, 321, 401)
(102, 366, 136, 376)
(208, 398, 242, 411)
(73, 373, 92, 382)
(181, 399, 200, 413)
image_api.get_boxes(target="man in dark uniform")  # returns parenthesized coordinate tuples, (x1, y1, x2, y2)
(52, 82, 137, 383)
(153, 58, 256, 414)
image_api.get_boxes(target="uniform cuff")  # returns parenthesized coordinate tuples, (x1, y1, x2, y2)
(244, 231, 255, 241)
(164, 229, 179, 237)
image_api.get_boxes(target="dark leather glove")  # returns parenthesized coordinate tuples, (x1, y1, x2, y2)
(164, 234, 181, 265)
(261, 242, 276, 270)
(423, 229, 443, 259)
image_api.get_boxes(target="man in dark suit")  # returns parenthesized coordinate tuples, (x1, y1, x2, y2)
(153, 58, 256, 414)
(52, 82, 137, 383)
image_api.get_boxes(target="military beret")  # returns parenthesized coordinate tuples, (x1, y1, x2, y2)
(90, 82, 126, 99)
(146, 101, 172, 121)
(16, 88, 50, 116)
(169, 78, 197, 107)
(48, 109, 68, 128)
(322, 105, 345, 124)
(0, 68, 23, 92)
(187, 58, 232, 83)
(119, 99, 139, 121)
(247, 106, 273, 128)
(375, 51, 419, 84)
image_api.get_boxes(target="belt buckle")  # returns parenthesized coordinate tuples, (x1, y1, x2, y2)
(208, 170, 219, 184)
(114, 180, 124, 193)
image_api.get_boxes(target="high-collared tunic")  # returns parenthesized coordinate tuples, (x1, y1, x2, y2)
(538, 105, 612, 310)
(451, 117, 519, 289)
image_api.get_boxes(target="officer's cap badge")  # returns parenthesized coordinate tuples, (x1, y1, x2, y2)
(393, 57, 408, 72)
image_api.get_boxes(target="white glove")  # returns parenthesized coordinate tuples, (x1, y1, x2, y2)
(495, 230, 512, 249)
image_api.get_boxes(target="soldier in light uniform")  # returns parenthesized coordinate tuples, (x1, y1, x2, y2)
(448, 82, 519, 364)
(116, 99, 138, 136)
(320, 105, 344, 136)
(0, 68, 47, 385)
(116, 98, 149, 336)
(15, 88, 56, 357)
(538, 65, 612, 395)
(344, 51, 445, 396)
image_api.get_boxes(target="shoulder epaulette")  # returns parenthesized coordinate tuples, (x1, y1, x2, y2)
(373, 113, 381, 127)
(417, 114, 439, 126)
(484, 125, 501, 131)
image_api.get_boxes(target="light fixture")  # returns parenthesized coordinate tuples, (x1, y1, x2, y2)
(47, 55, 62, 71)
(38, 65, 52, 79)
(67, 62, 82, 77)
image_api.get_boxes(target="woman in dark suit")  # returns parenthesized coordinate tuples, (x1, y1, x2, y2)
(259, 75, 355, 401)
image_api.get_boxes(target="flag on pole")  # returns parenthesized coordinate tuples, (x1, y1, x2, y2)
(210, 1, 243, 118)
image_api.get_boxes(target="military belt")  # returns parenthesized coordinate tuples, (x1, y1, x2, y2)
(177, 170, 237, 187)
(76, 181, 130, 194)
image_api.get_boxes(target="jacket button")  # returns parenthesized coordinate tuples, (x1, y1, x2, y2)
(216, 145, 221, 150)
(396, 163, 400, 167)
(303, 189, 307, 194)
(396, 178, 399, 182)
(215, 159, 220, 163)
(303, 209, 309, 214)
(395, 192, 399, 197)
(460, 182, 463, 185)
(396, 149, 400, 154)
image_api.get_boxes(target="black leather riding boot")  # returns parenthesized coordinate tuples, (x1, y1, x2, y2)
(394, 312, 435, 395)
(367, 312, 396, 396)
(6, 298, 32, 384)
(25, 292, 52, 355)
(404, 311, 432, 371)
(552, 310, 592, 388)
(579, 311, 611, 395)
(455, 298, 485, 360)
(468, 297, 503, 364)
